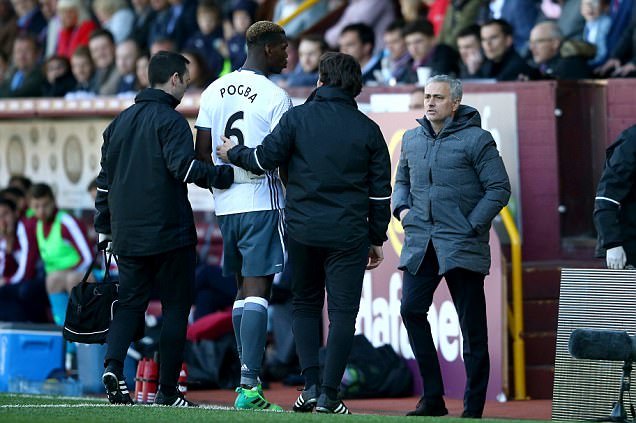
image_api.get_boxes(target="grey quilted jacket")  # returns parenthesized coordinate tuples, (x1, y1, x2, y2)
(392, 105, 510, 275)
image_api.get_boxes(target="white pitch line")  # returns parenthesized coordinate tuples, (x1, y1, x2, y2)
(0, 403, 234, 410)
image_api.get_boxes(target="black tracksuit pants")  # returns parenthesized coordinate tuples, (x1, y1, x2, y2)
(400, 244, 489, 415)
(105, 245, 195, 389)
(288, 236, 369, 393)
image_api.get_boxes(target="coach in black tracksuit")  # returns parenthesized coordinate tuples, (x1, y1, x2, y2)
(218, 52, 392, 414)
(95, 52, 233, 406)
(594, 124, 636, 269)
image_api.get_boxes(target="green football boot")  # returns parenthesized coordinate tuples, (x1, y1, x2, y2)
(234, 386, 283, 411)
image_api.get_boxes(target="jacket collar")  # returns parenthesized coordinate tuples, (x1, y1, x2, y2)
(305, 85, 357, 108)
(135, 88, 180, 108)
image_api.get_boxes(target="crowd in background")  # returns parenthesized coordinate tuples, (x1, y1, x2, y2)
(0, 0, 635, 99)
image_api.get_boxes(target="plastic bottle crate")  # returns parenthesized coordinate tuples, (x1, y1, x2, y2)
(0, 323, 64, 392)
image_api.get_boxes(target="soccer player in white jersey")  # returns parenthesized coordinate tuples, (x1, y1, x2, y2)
(194, 21, 291, 411)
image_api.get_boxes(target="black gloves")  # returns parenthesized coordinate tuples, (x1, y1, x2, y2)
(211, 165, 234, 189)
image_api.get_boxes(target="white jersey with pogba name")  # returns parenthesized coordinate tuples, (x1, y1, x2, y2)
(195, 69, 292, 216)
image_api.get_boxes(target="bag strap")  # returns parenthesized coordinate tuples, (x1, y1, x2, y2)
(102, 251, 118, 283)
(80, 249, 101, 283)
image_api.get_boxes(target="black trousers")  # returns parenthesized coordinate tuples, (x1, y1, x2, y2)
(400, 244, 489, 415)
(105, 245, 195, 388)
(288, 236, 369, 392)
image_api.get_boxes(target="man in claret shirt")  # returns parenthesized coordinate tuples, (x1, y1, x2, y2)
(0, 197, 47, 322)
(29, 183, 92, 327)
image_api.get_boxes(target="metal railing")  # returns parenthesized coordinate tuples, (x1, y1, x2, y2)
(276, 0, 323, 27)
(499, 206, 527, 400)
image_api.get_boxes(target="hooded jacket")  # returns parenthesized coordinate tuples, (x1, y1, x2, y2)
(392, 105, 510, 275)
(228, 85, 392, 249)
(95, 88, 233, 256)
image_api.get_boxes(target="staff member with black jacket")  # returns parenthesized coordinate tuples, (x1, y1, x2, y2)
(217, 52, 392, 414)
(594, 124, 636, 269)
(95, 51, 233, 407)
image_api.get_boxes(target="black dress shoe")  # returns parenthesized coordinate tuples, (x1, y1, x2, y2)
(461, 410, 483, 418)
(406, 397, 448, 416)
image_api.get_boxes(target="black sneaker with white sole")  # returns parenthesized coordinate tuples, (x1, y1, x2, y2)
(102, 369, 134, 405)
(292, 385, 319, 412)
(154, 391, 199, 407)
(315, 393, 351, 414)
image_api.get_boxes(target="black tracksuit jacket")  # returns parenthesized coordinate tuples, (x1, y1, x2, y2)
(95, 88, 232, 256)
(594, 124, 636, 263)
(228, 85, 392, 248)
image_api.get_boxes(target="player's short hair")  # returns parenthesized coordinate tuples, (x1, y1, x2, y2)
(318, 52, 362, 98)
(457, 24, 481, 41)
(30, 183, 55, 200)
(246, 21, 286, 47)
(148, 51, 190, 86)
(0, 197, 16, 212)
(299, 33, 328, 53)
(89, 28, 115, 45)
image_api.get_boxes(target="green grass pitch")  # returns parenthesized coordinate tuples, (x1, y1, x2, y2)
(0, 393, 559, 423)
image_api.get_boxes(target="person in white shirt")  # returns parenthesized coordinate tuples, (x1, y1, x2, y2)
(195, 20, 291, 411)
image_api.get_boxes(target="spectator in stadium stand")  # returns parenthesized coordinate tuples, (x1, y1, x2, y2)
(0, 34, 44, 98)
(402, 19, 459, 83)
(424, 0, 450, 35)
(148, 0, 197, 51)
(183, 0, 225, 81)
(0, 0, 17, 58)
(438, 0, 482, 48)
(146, 0, 170, 49)
(338, 23, 382, 85)
(135, 52, 149, 89)
(0, 187, 29, 221)
(476, 0, 541, 56)
(273, 0, 328, 39)
(39, 0, 60, 58)
(92, 0, 134, 45)
(595, 19, 636, 77)
(11, 0, 46, 37)
(150, 36, 176, 55)
(456, 24, 484, 79)
(0, 197, 48, 323)
(114, 38, 139, 95)
(226, 0, 257, 71)
(43, 54, 77, 96)
(30, 183, 93, 328)
(580, 0, 612, 67)
(605, 0, 634, 60)
(393, 74, 510, 418)
(88, 29, 121, 96)
(399, 0, 428, 23)
(559, 0, 586, 39)
(529, 20, 593, 79)
(7, 175, 33, 218)
(283, 34, 326, 87)
(408, 86, 425, 110)
(479, 19, 537, 81)
(181, 49, 212, 91)
(594, 125, 636, 269)
(55, 0, 96, 59)
(325, 0, 396, 55)
(66, 45, 97, 98)
(379, 20, 412, 85)
(130, 0, 157, 52)
(217, 51, 391, 415)
(0, 51, 9, 85)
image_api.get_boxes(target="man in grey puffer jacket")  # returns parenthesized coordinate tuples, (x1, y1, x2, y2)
(393, 74, 510, 419)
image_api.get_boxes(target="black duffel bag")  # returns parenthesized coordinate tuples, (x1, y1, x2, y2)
(63, 250, 119, 344)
